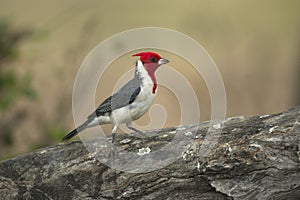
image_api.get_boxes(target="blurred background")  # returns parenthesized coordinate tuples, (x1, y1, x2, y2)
(0, 0, 299, 160)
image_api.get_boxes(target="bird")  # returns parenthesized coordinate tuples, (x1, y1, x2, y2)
(62, 51, 169, 143)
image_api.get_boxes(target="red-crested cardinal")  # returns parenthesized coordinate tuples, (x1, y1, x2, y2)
(62, 52, 169, 142)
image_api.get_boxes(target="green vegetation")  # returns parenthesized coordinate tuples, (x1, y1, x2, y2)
(0, 19, 36, 151)
(0, 71, 36, 110)
(0, 20, 36, 110)
(48, 126, 67, 142)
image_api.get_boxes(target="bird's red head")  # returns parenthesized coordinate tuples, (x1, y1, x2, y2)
(132, 51, 169, 66)
(132, 51, 169, 94)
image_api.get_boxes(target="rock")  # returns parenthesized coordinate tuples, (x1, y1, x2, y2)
(0, 106, 300, 199)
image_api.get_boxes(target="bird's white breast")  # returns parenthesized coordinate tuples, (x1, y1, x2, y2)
(129, 83, 156, 120)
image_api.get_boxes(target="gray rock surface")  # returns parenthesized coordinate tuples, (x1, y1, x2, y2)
(0, 106, 299, 199)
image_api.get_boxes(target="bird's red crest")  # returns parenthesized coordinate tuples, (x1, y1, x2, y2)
(132, 52, 161, 64)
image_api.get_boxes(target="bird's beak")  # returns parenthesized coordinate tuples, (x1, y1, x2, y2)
(158, 58, 169, 65)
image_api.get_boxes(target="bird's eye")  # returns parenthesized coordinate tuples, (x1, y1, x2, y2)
(149, 57, 157, 63)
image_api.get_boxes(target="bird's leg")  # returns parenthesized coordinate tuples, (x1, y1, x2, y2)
(111, 125, 118, 144)
(126, 123, 146, 138)
(109, 125, 119, 161)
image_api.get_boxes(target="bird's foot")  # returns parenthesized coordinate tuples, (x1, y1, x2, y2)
(126, 124, 147, 138)
(133, 130, 147, 138)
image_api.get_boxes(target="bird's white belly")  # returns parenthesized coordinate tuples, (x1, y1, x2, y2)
(130, 84, 156, 119)
(87, 114, 111, 127)
(111, 84, 156, 125)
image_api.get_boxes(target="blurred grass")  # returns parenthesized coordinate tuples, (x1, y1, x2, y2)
(0, 19, 37, 160)
(0, 72, 36, 110)
(0, 19, 36, 109)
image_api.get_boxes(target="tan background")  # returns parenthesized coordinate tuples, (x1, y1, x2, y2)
(0, 0, 299, 160)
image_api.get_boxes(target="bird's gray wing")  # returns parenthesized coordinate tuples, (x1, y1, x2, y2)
(87, 79, 142, 120)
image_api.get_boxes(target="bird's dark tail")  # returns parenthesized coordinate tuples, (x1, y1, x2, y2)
(62, 128, 79, 141)
(62, 121, 90, 141)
